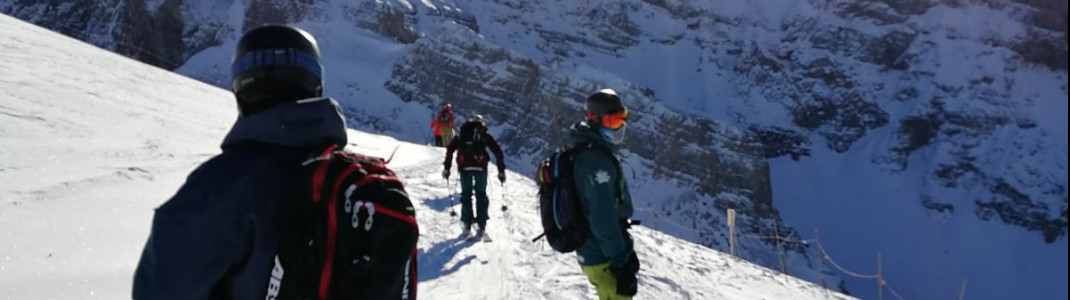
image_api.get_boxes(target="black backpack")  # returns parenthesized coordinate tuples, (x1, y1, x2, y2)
(267, 144, 419, 300)
(532, 144, 591, 253)
(457, 121, 487, 160)
(533, 143, 627, 253)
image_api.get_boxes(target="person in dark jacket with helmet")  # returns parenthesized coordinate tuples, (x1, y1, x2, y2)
(570, 89, 639, 300)
(133, 25, 417, 300)
(442, 115, 506, 237)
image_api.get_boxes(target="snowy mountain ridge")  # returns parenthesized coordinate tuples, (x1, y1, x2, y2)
(0, 13, 854, 300)
(1, 0, 1067, 299)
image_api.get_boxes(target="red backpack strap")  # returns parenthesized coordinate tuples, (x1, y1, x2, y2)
(308, 144, 339, 203)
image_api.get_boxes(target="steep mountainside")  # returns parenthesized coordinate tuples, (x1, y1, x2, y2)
(0, 13, 857, 300)
(3, 0, 1065, 299)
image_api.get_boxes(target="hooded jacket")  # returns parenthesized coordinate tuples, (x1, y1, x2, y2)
(133, 98, 347, 300)
(567, 121, 635, 271)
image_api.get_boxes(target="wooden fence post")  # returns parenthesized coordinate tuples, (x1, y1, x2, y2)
(774, 218, 786, 274)
(727, 208, 737, 258)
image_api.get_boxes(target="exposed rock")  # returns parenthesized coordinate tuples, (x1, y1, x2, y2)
(1012, 29, 1068, 71)
(344, 2, 420, 44)
(1, 0, 118, 46)
(243, 0, 314, 32)
(120, 0, 185, 69)
(831, 0, 933, 24)
(748, 125, 811, 160)
(786, 57, 890, 153)
(2, 0, 225, 70)
(922, 195, 955, 215)
(1014, 0, 1068, 33)
(890, 114, 941, 168)
(836, 1, 911, 25)
(977, 180, 1067, 243)
(861, 30, 915, 70)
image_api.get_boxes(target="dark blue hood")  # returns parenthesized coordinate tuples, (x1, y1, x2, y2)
(221, 97, 347, 150)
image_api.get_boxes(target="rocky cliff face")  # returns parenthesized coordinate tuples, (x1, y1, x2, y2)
(1, 0, 225, 69)
(0, 0, 432, 69)
(3, 0, 1065, 296)
(406, 0, 1066, 244)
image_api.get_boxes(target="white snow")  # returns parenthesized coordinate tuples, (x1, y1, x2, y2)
(7, 0, 1065, 299)
(0, 13, 853, 300)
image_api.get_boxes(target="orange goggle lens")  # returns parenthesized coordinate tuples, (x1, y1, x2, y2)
(598, 109, 628, 129)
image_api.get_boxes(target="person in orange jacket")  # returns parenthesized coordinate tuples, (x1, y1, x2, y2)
(431, 103, 455, 147)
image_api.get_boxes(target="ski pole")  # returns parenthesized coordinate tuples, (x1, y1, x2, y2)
(500, 181, 508, 212)
(447, 177, 457, 217)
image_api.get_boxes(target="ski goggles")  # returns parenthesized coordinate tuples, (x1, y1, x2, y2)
(231, 48, 322, 80)
(587, 108, 629, 130)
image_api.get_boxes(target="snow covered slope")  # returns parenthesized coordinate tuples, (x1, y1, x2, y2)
(4, 0, 1065, 299)
(0, 14, 853, 300)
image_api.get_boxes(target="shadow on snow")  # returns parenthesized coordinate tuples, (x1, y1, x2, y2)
(417, 234, 480, 282)
(422, 195, 459, 213)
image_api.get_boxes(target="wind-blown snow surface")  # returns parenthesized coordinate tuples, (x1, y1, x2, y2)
(0, 14, 853, 300)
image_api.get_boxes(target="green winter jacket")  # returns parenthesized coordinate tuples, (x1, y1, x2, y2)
(568, 121, 635, 270)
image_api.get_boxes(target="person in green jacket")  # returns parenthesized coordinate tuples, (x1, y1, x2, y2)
(570, 88, 639, 299)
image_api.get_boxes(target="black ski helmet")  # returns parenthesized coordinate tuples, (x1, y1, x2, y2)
(231, 25, 323, 116)
(585, 88, 624, 116)
(585, 88, 629, 144)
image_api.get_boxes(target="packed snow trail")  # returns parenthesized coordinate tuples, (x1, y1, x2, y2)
(354, 130, 853, 299)
(0, 14, 852, 300)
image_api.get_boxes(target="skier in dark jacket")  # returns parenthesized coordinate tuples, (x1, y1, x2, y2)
(570, 89, 639, 300)
(442, 115, 506, 237)
(133, 25, 415, 300)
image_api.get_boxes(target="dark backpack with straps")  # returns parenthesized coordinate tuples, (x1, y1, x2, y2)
(267, 144, 419, 300)
(533, 143, 625, 253)
(534, 145, 586, 253)
(457, 121, 487, 164)
(527, 145, 580, 252)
